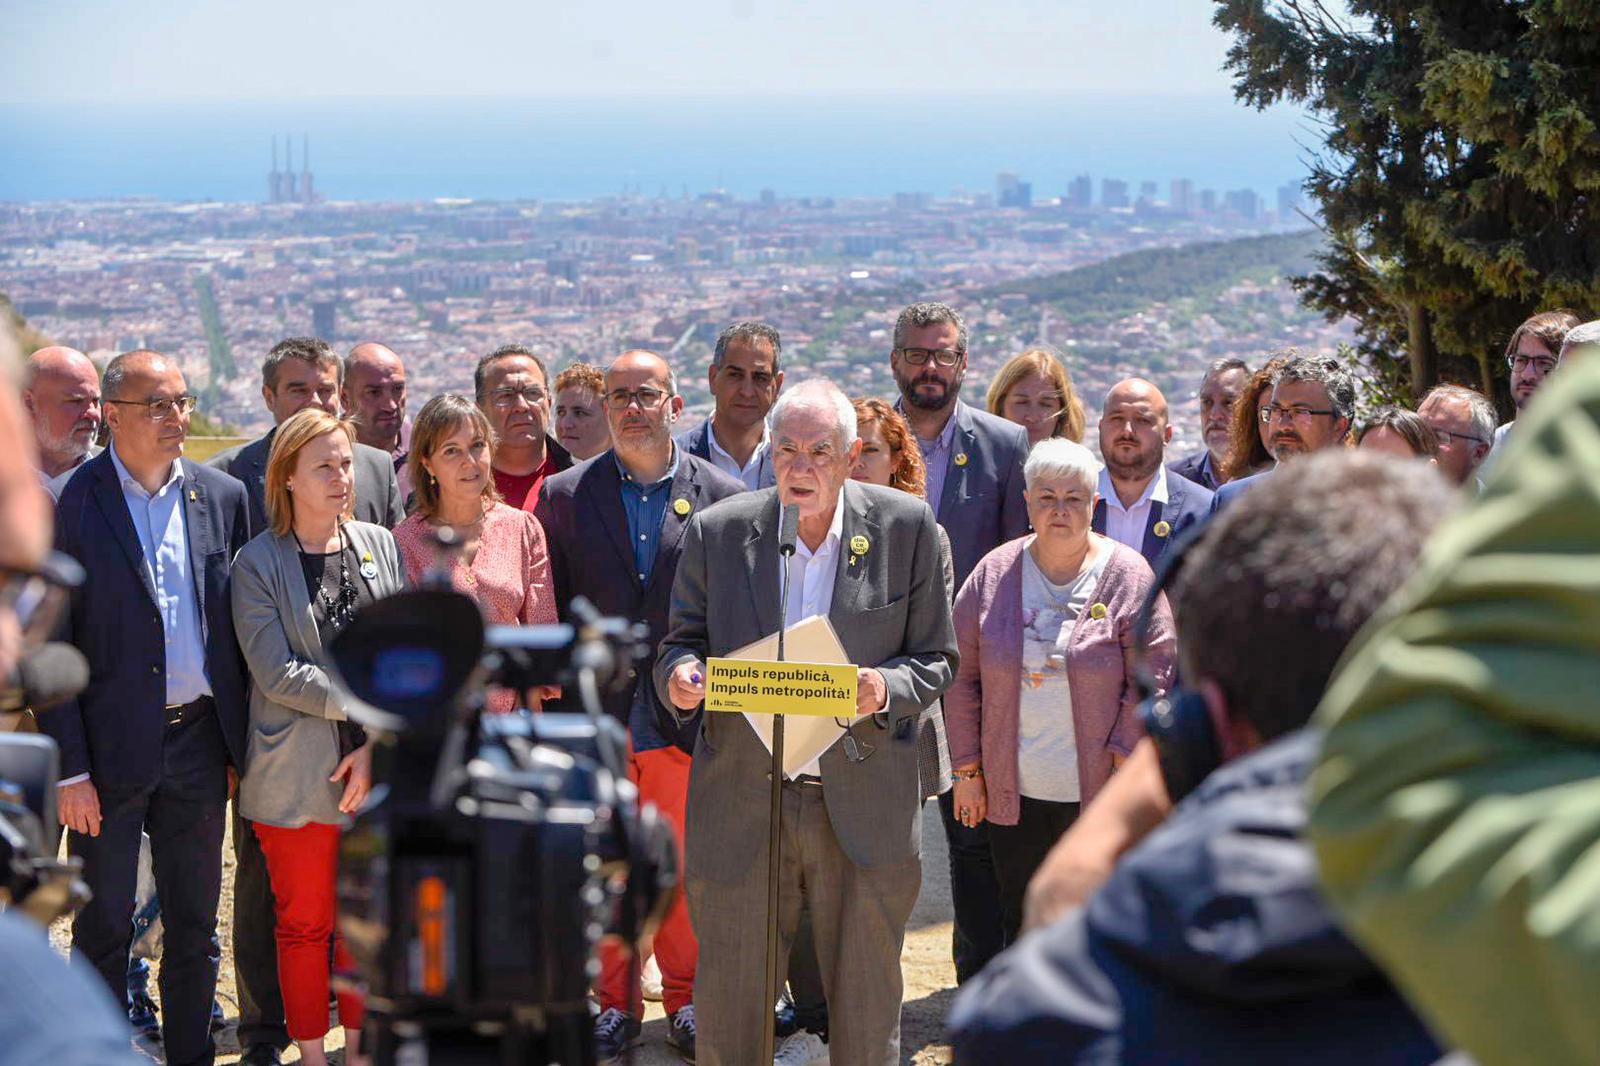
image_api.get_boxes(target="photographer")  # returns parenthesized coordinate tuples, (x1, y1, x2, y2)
(948, 451, 1454, 1062)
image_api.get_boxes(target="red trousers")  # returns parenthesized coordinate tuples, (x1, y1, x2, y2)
(253, 821, 366, 1041)
(597, 744, 697, 1015)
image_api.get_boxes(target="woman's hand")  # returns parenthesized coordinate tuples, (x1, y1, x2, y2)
(953, 775, 988, 828)
(332, 741, 374, 814)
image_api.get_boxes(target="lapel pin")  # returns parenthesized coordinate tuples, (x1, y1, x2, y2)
(674, 498, 692, 517)
(1153, 520, 1172, 538)
(954, 452, 969, 467)
(849, 534, 870, 557)
(1089, 602, 1109, 620)
(188, 489, 197, 502)
(359, 550, 379, 580)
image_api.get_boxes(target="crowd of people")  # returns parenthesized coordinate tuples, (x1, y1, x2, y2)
(7, 300, 1599, 1066)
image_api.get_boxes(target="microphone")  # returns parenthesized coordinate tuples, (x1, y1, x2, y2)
(0, 643, 90, 714)
(778, 502, 800, 558)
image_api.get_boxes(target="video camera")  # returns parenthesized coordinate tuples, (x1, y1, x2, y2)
(327, 583, 678, 1066)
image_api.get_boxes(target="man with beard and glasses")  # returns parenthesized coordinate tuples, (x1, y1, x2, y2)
(1492, 309, 1580, 455)
(23, 347, 103, 501)
(1092, 379, 1211, 567)
(889, 301, 1029, 986)
(1168, 358, 1248, 492)
(1209, 355, 1354, 515)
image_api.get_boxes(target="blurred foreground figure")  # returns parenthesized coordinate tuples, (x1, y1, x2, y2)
(1311, 354, 1600, 1066)
(950, 451, 1454, 1064)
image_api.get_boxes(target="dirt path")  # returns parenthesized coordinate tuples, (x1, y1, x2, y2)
(54, 804, 960, 1064)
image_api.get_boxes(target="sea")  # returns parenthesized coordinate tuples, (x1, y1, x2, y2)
(1, 94, 1312, 204)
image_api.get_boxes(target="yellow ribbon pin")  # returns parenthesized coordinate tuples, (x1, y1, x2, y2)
(954, 452, 969, 467)
(1089, 603, 1108, 620)
(674, 498, 692, 517)
(1153, 520, 1172, 538)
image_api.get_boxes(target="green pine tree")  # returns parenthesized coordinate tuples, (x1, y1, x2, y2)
(1214, 0, 1600, 410)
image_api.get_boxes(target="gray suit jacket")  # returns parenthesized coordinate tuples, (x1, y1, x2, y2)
(925, 401, 1031, 588)
(231, 521, 405, 828)
(654, 481, 957, 882)
(209, 427, 405, 537)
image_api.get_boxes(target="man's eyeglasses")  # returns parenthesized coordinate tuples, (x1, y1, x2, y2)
(489, 386, 550, 409)
(1433, 427, 1489, 447)
(604, 387, 671, 411)
(1260, 404, 1336, 425)
(1508, 353, 1558, 375)
(106, 394, 198, 421)
(898, 347, 963, 368)
(1, 552, 85, 650)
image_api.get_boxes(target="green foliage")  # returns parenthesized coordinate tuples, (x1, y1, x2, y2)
(192, 273, 237, 405)
(1214, 0, 1600, 412)
(982, 230, 1325, 323)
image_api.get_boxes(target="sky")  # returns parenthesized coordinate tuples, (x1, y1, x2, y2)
(5, 0, 1257, 104)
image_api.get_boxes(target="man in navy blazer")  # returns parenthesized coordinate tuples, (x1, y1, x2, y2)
(891, 301, 1030, 985)
(535, 350, 745, 1061)
(1093, 379, 1213, 567)
(46, 350, 250, 1066)
(675, 320, 784, 491)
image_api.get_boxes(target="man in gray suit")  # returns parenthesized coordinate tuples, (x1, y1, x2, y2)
(207, 335, 401, 1066)
(209, 337, 404, 540)
(656, 379, 957, 1066)
(891, 301, 1029, 985)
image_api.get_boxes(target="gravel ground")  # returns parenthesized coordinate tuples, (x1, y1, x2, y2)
(52, 803, 960, 1065)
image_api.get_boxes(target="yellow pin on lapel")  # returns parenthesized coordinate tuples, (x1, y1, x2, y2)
(1153, 520, 1172, 538)
(188, 489, 197, 501)
(954, 452, 969, 467)
(674, 498, 692, 517)
(1089, 602, 1109, 620)
(849, 534, 870, 557)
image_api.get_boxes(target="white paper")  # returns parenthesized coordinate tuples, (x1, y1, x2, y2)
(725, 615, 868, 778)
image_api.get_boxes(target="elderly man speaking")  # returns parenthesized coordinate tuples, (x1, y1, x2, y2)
(656, 378, 957, 1065)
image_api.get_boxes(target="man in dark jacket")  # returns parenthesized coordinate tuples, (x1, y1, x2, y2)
(950, 451, 1454, 1062)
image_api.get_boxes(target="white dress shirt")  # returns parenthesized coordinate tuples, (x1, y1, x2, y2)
(706, 416, 773, 490)
(776, 496, 845, 778)
(1097, 463, 1169, 552)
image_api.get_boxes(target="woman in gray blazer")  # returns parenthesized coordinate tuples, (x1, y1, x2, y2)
(230, 408, 404, 1066)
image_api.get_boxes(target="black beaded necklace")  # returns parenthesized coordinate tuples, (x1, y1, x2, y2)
(294, 525, 360, 635)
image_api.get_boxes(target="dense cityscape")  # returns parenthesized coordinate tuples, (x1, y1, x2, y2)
(1, 166, 1348, 452)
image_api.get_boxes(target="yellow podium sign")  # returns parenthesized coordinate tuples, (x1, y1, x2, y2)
(703, 659, 858, 717)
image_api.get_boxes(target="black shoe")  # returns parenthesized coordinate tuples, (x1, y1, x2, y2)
(239, 1044, 283, 1066)
(593, 1007, 641, 1064)
(127, 988, 160, 1039)
(669, 1003, 696, 1063)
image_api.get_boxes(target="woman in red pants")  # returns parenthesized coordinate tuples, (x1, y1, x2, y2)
(231, 409, 405, 1066)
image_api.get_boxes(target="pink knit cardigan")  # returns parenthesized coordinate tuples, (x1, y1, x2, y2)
(944, 535, 1176, 824)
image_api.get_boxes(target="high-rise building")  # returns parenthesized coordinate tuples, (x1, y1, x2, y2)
(1138, 180, 1158, 202)
(997, 172, 1032, 208)
(1101, 178, 1130, 209)
(894, 191, 930, 211)
(312, 298, 336, 339)
(1066, 174, 1093, 210)
(1224, 188, 1261, 220)
(1170, 178, 1195, 213)
(1200, 188, 1218, 213)
(1277, 181, 1302, 221)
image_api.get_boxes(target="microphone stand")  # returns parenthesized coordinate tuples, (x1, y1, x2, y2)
(762, 525, 797, 1065)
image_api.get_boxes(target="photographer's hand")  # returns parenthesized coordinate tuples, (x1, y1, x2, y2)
(58, 779, 102, 837)
(668, 659, 706, 711)
(332, 741, 374, 814)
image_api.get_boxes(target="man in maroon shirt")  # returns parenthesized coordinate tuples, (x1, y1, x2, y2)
(473, 344, 571, 509)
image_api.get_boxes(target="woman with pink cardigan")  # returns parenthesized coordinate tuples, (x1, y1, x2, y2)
(945, 437, 1176, 946)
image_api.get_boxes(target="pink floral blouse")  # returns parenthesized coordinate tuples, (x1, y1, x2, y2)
(392, 502, 559, 713)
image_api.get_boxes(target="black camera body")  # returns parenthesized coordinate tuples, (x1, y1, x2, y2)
(328, 588, 675, 1066)
(0, 732, 89, 927)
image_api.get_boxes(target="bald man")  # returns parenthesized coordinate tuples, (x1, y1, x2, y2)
(22, 346, 103, 501)
(1093, 378, 1213, 566)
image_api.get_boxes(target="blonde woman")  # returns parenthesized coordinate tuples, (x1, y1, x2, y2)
(987, 348, 1088, 446)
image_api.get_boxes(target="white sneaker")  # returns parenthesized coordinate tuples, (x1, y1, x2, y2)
(641, 953, 664, 1001)
(774, 1029, 829, 1066)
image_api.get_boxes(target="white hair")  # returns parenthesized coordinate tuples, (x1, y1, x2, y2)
(1023, 437, 1099, 494)
(1558, 320, 1600, 360)
(769, 378, 857, 447)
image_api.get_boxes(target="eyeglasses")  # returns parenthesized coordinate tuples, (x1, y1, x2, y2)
(1433, 427, 1489, 447)
(604, 387, 671, 411)
(489, 386, 550, 409)
(898, 347, 963, 368)
(1, 551, 85, 650)
(1507, 353, 1558, 375)
(1260, 404, 1336, 425)
(106, 394, 198, 421)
